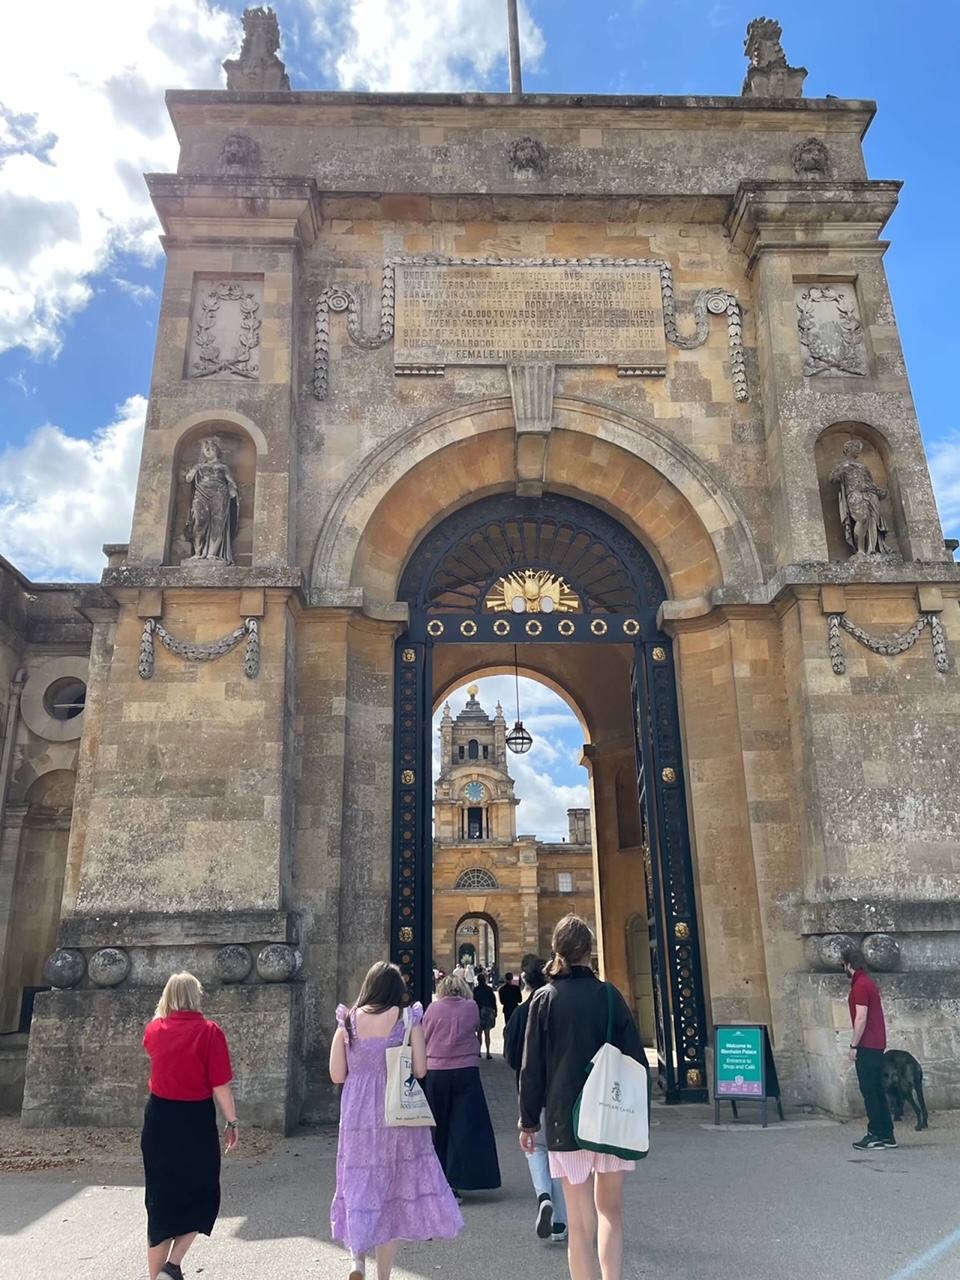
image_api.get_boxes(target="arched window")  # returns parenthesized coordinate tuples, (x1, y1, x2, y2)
(454, 867, 499, 890)
(468, 739, 479, 760)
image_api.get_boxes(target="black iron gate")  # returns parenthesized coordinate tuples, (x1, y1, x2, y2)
(390, 494, 708, 1102)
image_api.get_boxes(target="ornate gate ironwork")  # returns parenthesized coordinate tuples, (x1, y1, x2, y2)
(392, 494, 708, 1102)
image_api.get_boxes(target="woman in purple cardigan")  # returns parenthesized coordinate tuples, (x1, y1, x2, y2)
(422, 974, 501, 1200)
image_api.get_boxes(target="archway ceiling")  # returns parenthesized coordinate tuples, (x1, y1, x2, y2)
(432, 643, 635, 754)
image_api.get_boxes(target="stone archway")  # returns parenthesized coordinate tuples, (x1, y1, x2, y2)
(0, 770, 75, 1033)
(452, 910, 500, 972)
(311, 396, 763, 608)
(323, 399, 776, 1105)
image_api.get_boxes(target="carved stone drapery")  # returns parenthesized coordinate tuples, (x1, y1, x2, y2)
(189, 281, 261, 381)
(138, 618, 261, 679)
(828, 612, 948, 675)
(797, 286, 868, 378)
(314, 257, 747, 403)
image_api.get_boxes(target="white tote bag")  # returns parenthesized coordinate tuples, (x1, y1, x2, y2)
(384, 1008, 435, 1127)
(574, 985, 650, 1159)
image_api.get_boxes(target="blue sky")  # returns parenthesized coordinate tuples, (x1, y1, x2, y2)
(1, 1, 957, 579)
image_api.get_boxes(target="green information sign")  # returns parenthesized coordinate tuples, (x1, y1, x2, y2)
(715, 1025, 764, 1098)
(713, 1023, 784, 1127)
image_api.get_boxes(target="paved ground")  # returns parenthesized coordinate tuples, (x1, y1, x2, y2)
(4, 1040, 960, 1280)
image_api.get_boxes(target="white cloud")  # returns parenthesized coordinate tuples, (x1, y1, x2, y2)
(0, 2, 237, 356)
(0, 396, 146, 580)
(313, 0, 546, 91)
(111, 277, 157, 305)
(929, 435, 960, 544)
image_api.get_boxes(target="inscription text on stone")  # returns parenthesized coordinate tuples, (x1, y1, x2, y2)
(394, 265, 667, 371)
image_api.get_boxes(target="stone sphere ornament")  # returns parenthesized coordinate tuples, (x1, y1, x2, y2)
(802, 935, 825, 971)
(814, 931, 860, 967)
(256, 944, 301, 983)
(862, 933, 901, 972)
(214, 944, 253, 984)
(818, 933, 859, 972)
(88, 947, 131, 988)
(43, 948, 86, 989)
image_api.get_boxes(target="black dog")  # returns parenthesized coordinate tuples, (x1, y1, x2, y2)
(882, 1049, 929, 1131)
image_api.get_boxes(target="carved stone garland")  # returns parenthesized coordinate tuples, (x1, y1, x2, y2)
(313, 257, 747, 403)
(828, 612, 948, 675)
(138, 617, 260, 680)
(191, 282, 261, 380)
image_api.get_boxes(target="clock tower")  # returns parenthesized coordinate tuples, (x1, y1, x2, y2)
(434, 686, 518, 843)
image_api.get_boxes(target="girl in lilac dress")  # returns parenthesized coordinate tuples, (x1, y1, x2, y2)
(330, 961, 464, 1280)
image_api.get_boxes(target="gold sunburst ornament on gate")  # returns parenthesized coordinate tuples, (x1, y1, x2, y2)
(485, 569, 580, 615)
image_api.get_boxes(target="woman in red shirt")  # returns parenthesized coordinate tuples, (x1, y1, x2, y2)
(141, 972, 238, 1280)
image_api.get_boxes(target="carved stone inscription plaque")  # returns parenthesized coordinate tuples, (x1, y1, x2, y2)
(394, 265, 667, 373)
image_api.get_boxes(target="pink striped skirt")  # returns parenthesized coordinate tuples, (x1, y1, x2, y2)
(548, 1148, 635, 1184)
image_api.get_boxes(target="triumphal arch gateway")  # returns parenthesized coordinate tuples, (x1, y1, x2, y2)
(6, 12, 960, 1128)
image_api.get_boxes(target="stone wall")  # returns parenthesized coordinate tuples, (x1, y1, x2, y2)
(14, 87, 960, 1125)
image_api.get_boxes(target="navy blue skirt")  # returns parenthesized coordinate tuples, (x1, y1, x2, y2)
(424, 1066, 501, 1191)
(141, 1094, 221, 1246)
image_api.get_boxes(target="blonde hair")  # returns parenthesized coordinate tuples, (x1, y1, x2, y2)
(155, 971, 204, 1019)
(545, 915, 594, 979)
(437, 974, 471, 999)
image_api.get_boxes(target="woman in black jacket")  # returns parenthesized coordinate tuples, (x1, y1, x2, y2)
(519, 916, 646, 1280)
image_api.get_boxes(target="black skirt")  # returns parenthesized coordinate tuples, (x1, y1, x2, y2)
(424, 1066, 501, 1191)
(141, 1094, 221, 1246)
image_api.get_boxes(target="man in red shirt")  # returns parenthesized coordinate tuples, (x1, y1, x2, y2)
(841, 943, 895, 1150)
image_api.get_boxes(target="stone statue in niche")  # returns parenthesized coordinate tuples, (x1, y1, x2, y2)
(218, 132, 260, 174)
(507, 136, 547, 180)
(794, 136, 829, 177)
(741, 16, 807, 98)
(797, 286, 869, 377)
(223, 6, 290, 91)
(182, 437, 240, 565)
(830, 439, 892, 558)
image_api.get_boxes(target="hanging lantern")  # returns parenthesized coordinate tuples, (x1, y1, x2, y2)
(506, 643, 533, 754)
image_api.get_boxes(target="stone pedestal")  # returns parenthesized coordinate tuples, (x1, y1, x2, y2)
(22, 910, 303, 1131)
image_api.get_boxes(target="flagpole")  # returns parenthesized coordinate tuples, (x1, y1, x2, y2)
(507, 0, 523, 94)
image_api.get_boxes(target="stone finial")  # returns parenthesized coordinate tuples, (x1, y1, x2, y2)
(741, 16, 807, 98)
(223, 7, 291, 91)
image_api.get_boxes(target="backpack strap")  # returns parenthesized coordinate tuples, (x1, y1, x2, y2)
(604, 982, 615, 1044)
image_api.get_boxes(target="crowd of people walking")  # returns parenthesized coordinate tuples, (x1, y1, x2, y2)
(136, 916, 647, 1280)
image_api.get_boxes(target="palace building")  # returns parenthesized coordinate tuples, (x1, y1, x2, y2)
(1, 10, 958, 1127)
(431, 686, 603, 998)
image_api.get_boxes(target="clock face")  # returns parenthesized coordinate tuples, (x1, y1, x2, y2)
(464, 782, 487, 803)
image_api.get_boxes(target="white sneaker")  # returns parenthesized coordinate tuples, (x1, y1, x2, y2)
(551, 1226, 569, 1244)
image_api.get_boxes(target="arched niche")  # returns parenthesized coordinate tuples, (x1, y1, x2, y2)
(166, 422, 258, 567)
(0, 769, 75, 1033)
(815, 422, 905, 561)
